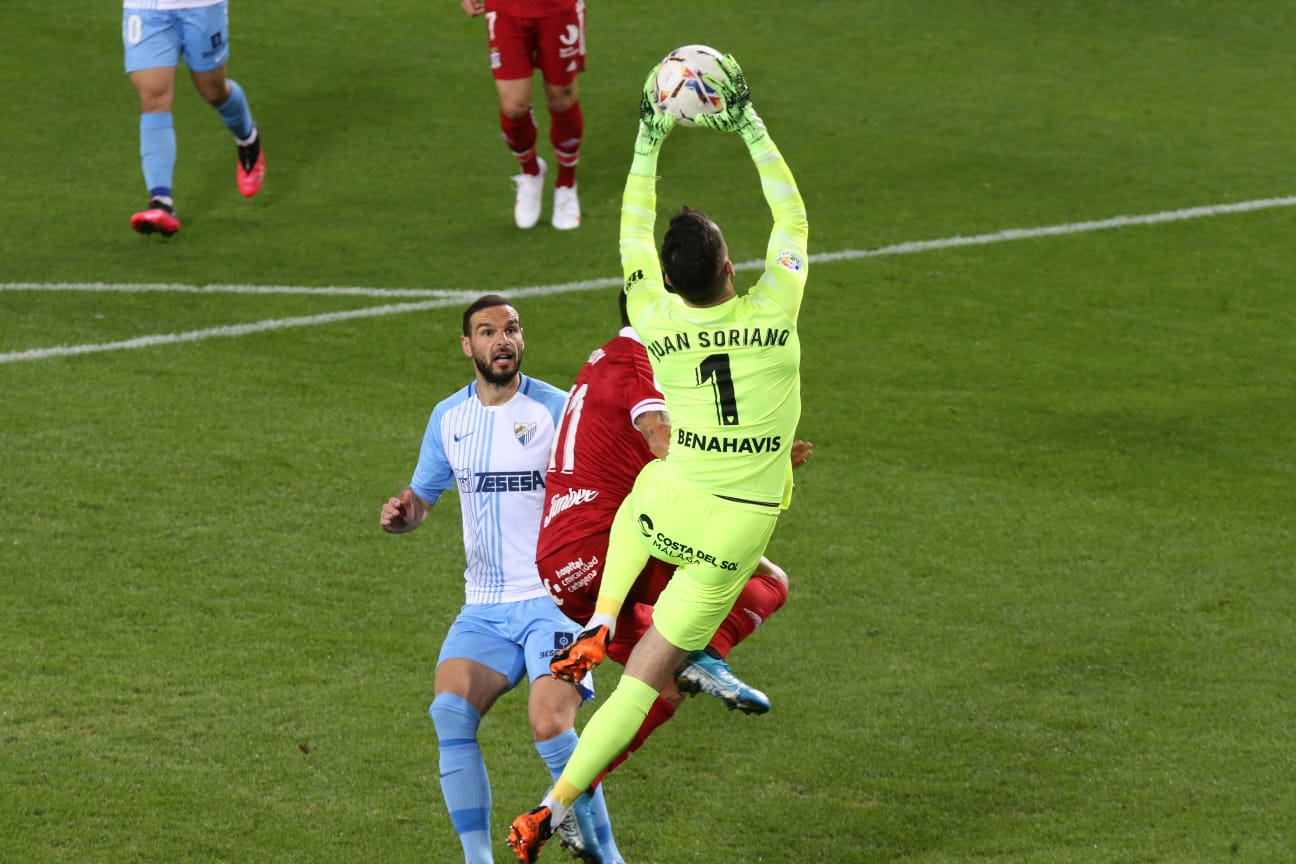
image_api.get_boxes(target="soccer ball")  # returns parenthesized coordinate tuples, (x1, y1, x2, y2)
(653, 44, 727, 126)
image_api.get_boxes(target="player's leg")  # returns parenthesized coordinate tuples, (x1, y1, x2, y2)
(489, 11, 545, 228)
(431, 606, 519, 863)
(123, 9, 182, 235)
(535, 2, 585, 229)
(514, 493, 778, 856)
(518, 597, 623, 863)
(182, 2, 264, 197)
(676, 555, 790, 713)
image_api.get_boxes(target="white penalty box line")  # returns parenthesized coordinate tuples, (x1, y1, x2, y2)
(2, 194, 1294, 365)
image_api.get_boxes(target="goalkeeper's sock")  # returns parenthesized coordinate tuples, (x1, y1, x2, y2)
(595, 694, 677, 786)
(556, 676, 657, 794)
(139, 111, 175, 198)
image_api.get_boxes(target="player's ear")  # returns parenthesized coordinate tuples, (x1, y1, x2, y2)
(461, 334, 473, 357)
(724, 259, 735, 277)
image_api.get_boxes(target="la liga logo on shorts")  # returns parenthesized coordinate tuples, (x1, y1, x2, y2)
(553, 632, 576, 651)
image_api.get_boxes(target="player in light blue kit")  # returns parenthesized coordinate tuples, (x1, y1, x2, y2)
(380, 294, 623, 864)
(122, 0, 265, 236)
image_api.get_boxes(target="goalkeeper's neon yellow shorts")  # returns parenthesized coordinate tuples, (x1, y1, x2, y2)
(605, 459, 780, 650)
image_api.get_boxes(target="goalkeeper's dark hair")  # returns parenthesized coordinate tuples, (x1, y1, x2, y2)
(661, 207, 728, 304)
(462, 294, 515, 335)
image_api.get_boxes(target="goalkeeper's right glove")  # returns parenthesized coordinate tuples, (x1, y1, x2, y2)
(634, 66, 676, 156)
(693, 53, 769, 146)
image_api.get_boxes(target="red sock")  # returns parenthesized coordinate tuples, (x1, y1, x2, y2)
(594, 695, 676, 786)
(500, 109, 539, 174)
(549, 101, 583, 187)
(707, 572, 788, 658)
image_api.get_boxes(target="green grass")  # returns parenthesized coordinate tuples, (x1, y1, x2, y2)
(3, 0, 1296, 861)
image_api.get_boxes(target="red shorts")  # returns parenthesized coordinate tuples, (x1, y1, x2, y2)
(485, 2, 585, 84)
(537, 530, 675, 665)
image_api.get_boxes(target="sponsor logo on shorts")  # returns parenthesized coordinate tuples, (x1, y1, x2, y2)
(553, 554, 600, 594)
(639, 517, 739, 571)
(541, 631, 577, 659)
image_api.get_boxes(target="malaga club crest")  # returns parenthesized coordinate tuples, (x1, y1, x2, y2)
(514, 420, 538, 446)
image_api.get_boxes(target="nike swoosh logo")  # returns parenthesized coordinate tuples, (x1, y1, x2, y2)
(453, 432, 474, 442)
(439, 768, 464, 779)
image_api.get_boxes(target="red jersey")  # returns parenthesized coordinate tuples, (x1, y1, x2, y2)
(536, 329, 666, 559)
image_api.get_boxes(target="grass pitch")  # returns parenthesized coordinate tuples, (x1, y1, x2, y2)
(3, 1, 1295, 861)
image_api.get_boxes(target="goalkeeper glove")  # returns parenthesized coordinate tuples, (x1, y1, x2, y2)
(634, 66, 676, 156)
(693, 53, 768, 146)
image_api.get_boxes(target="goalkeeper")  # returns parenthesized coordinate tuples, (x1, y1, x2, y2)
(508, 51, 808, 861)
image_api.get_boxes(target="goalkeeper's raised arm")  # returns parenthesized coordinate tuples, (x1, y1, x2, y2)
(696, 54, 809, 322)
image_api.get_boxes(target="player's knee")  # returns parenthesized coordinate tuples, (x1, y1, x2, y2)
(754, 556, 789, 590)
(429, 692, 480, 740)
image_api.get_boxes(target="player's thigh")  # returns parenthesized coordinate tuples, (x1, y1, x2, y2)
(433, 657, 510, 715)
(533, 2, 584, 87)
(487, 9, 539, 82)
(513, 596, 593, 699)
(123, 9, 181, 75)
(177, 2, 231, 73)
(437, 603, 529, 694)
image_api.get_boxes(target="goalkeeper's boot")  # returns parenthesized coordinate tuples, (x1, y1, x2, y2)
(551, 183, 581, 230)
(555, 797, 602, 863)
(130, 198, 181, 237)
(512, 157, 546, 229)
(508, 806, 554, 863)
(675, 650, 771, 715)
(550, 624, 609, 682)
(237, 131, 265, 197)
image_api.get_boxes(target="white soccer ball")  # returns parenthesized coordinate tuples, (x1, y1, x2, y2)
(653, 44, 727, 126)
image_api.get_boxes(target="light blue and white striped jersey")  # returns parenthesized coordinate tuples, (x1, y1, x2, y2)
(411, 374, 568, 604)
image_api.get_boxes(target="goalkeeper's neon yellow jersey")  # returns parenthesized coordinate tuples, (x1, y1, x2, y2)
(619, 140, 808, 505)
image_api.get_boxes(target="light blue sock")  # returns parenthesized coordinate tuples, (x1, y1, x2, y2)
(430, 694, 494, 864)
(139, 112, 175, 199)
(534, 730, 623, 863)
(585, 784, 624, 864)
(215, 79, 255, 142)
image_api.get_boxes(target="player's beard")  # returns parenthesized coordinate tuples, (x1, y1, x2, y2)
(473, 347, 522, 387)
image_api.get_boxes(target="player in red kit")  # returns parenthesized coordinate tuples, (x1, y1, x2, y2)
(536, 292, 810, 778)
(459, 0, 586, 230)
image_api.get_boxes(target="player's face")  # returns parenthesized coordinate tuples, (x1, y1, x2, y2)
(463, 304, 524, 386)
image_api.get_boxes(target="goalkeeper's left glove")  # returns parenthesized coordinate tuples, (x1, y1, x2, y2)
(693, 53, 769, 146)
(634, 66, 676, 156)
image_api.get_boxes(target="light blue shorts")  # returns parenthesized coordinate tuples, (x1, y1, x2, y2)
(123, 4, 230, 74)
(437, 596, 593, 699)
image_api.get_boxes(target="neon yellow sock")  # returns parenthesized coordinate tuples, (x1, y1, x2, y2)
(555, 676, 658, 801)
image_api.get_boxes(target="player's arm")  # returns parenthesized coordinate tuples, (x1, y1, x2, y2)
(695, 55, 809, 320)
(633, 409, 671, 460)
(621, 68, 675, 322)
(380, 486, 433, 533)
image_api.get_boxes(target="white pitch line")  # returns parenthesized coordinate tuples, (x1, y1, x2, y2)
(3, 194, 1294, 364)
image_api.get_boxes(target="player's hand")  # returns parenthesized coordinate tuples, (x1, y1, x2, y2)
(635, 66, 676, 155)
(380, 488, 421, 533)
(694, 53, 768, 145)
(790, 439, 814, 469)
(459, 0, 485, 17)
